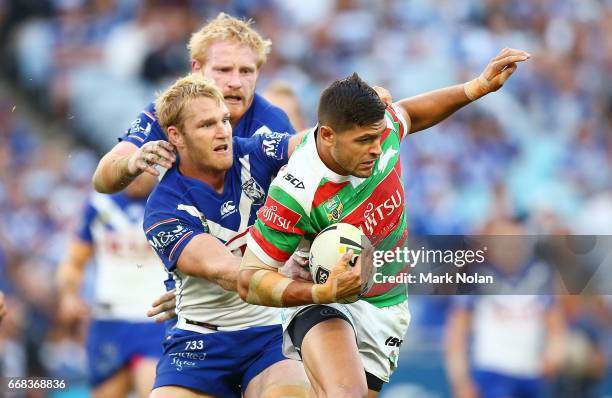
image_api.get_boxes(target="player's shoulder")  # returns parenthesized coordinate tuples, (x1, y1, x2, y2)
(145, 165, 216, 221)
(135, 102, 159, 126)
(269, 131, 322, 214)
(144, 182, 202, 239)
(384, 103, 410, 140)
(144, 102, 157, 117)
(145, 169, 188, 216)
(122, 102, 165, 145)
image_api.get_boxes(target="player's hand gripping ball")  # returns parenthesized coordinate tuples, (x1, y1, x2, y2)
(309, 223, 375, 303)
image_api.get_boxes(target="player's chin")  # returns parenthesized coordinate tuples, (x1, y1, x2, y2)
(227, 102, 246, 121)
(352, 164, 375, 178)
(219, 157, 233, 170)
(211, 153, 233, 170)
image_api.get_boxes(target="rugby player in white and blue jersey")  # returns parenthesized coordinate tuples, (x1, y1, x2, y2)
(56, 173, 167, 398)
(446, 219, 565, 398)
(143, 74, 308, 398)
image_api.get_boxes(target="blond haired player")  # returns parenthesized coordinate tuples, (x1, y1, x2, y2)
(143, 74, 309, 398)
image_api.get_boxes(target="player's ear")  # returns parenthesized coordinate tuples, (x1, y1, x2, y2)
(167, 126, 184, 148)
(191, 59, 202, 74)
(318, 125, 336, 146)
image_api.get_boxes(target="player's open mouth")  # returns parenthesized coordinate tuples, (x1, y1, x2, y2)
(224, 95, 242, 104)
(213, 144, 229, 153)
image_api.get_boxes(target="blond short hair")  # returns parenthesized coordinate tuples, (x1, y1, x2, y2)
(155, 74, 225, 135)
(188, 12, 272, 69)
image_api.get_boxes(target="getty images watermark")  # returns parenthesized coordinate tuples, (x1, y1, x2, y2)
(371, 246, 494, 285)
(365, 235, 612, 295)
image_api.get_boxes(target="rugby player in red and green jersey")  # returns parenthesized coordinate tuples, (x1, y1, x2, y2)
(238, 47, 530, 397)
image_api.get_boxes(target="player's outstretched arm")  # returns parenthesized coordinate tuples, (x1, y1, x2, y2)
(238, 248, 363, 307)
(92, 140, 176, 193)
(395, 47, 530, 134)
(147, 246, 317, 320)
(56, 239, 94, 322)
(175, 234, 242, 291)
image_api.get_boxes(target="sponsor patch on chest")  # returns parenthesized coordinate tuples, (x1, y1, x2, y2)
(341, 167, 404, 240)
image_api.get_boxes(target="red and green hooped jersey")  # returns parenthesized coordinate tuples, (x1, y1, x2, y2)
(247, 104, 410, 308)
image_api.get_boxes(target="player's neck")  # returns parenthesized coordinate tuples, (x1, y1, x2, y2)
(315, 134, 349, 176)
(179, 160, 227, 193)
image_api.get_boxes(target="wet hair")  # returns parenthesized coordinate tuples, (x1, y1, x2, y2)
(317, 73, 386, 133)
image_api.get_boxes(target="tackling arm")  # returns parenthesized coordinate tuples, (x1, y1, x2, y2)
(175, 234, 242, 291)
(145, 248, 314, 322)
(395, 48, 530, 134)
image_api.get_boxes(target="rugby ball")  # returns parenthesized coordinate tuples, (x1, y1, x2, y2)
(309, 223, 374, 300)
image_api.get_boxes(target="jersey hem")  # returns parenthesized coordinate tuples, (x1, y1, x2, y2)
(362, 293, 407, 308)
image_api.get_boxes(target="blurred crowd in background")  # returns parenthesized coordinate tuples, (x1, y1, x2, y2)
(0, 0, 610, 396)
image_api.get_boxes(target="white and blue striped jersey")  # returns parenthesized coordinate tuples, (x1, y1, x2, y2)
(120, 93, 296, 302)
(454, 260, 555, 377)
(77, 192, 167, 321)
(143, 132, 291, 331)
